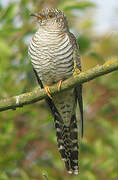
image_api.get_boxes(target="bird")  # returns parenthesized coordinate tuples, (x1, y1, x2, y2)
(28, 8, 83, 175)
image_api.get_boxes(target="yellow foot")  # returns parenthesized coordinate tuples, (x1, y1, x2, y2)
(57, 80, 63, 91)
(45, 85, 52, 99)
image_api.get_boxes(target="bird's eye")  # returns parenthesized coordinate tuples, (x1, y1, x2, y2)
(48, 12, 55, 18)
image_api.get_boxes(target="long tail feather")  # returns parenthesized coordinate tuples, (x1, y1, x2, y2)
(33, 69, 79, 174)
(54, 113, 79, 174)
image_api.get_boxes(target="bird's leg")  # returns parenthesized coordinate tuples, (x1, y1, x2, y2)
(57, 80, 63, 91)
(73, 61, 81, 77)
(45, 85, 52, 99)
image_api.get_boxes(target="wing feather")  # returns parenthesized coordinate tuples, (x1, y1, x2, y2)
(33, 68, 60, 117)
(69, 33, 84, 137)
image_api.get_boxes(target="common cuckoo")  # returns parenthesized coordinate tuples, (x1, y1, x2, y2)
(28, 8, 83, 175)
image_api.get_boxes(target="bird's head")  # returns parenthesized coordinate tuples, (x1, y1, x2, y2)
(30, 8, 69, 32)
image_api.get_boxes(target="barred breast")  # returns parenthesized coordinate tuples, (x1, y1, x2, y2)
(28, 26, 80, 174)
(28, 28, 74, 86)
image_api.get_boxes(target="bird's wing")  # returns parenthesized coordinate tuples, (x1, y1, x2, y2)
(33, 68, 61, 123)
(33, 68, 43, 88)
(69, 32, 84, 137)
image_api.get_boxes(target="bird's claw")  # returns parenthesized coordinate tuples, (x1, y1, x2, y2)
(57, 80, 63, 91)
(45, 85, 52, 99)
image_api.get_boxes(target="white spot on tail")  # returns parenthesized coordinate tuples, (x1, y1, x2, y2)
(56, 128, 61, 132)
(73, 128, 78, 132)
(74, 170, 78, 175)
(68, 170, 72, 174)
(59, 145, 64, 150)
(62, 158, 67, 161)
(58, 139, 63, 143)
(72, 139, 78, 143)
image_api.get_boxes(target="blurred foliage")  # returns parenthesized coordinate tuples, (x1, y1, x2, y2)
(0, 0, 118, 179)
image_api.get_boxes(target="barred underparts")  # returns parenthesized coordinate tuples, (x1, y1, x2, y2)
(28, 8, 83, 175)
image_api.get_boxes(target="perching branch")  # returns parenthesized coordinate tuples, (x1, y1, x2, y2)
(0, 59, 118, 112)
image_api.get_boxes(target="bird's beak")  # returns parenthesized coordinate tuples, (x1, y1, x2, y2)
(30, 13, 43, 19)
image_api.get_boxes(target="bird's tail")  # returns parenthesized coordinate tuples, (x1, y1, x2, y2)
(54, 114, 79, 174)
(33, 68, 79, 173)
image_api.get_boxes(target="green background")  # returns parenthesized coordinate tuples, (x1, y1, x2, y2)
(0, 0, 118, 179)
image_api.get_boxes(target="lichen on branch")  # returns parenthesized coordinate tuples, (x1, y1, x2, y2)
(0, 60, 118, 112)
